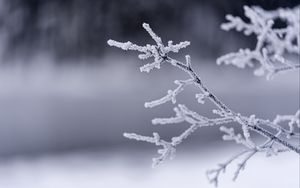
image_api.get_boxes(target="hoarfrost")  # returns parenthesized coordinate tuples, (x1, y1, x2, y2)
(108, 6, 300, 186)
(217, 6, 300, 79)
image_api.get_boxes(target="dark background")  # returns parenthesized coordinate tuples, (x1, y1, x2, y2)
(1, 0, 299, 61)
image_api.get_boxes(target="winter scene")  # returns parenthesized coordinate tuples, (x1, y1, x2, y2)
(0, 0, 299, 188)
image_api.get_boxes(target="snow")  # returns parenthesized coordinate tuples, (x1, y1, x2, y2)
(0, 149, 298, 188)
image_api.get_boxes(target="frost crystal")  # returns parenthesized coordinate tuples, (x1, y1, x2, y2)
(195, 91, 209, 104)
(108, 8, 300, 186)
(217, 6, 300, 79)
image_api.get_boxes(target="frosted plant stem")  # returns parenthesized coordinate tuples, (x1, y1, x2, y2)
(251, 124, 299, 153)
(207, 129, 285, 186)
(165, 56, 300, 154)
(206, 150, 249, 187)
(257, 119, 300, 138)
(108, 20, 299, 185)
(273, 64, 300, 74)
(218, 6, 300, 78)
(232, 150, 256, 181)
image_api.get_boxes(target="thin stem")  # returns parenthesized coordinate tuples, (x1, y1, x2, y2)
(233, 150, 257, 181)
(166, 56, 300, 154)
(273, 64, 300, 74)
(250, 125, 300, 153)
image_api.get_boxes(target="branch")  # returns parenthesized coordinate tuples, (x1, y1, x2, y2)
(107, 22, 299, 186)
(218, 6, 300, 79)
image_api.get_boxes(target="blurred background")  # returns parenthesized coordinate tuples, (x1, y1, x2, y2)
(0, 0, 299, 187)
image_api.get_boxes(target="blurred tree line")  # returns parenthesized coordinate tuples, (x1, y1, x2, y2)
(0, 0, 298, 62)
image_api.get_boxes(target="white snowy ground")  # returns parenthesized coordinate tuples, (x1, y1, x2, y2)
(0, 148, 298, 188)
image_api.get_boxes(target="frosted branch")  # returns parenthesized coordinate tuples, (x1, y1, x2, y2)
(124, 132, 176, 167)
(108, 19, 299, 186)
(220, 126, 255, 149)
(107, 23, 190, 74)
(218, 6, 300, 79)
(145, 79, 193, 108)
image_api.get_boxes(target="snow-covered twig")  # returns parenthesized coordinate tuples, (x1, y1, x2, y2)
(145, 79, 193, 108)
(218, 6, 300, 79)
(108, 22, 299, 185)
